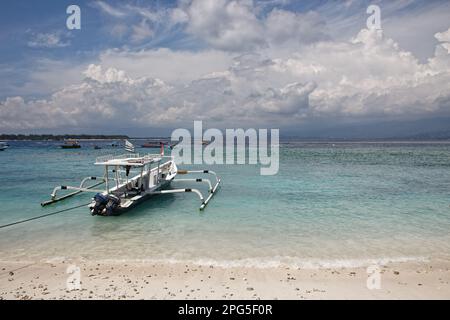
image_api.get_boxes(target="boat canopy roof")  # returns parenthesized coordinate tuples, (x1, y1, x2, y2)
(95, 153, 163, 167)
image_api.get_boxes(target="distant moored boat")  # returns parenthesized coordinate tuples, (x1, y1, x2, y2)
(141, 141, 165, 148)
(60, 140, 81, 149)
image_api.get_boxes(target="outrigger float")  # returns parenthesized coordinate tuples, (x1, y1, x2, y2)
(41, 152, 220, 215)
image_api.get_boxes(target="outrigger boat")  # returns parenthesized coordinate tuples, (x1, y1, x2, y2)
(41, 151, 220, 215)
(141, 141, 166, 148)
(60, 140, 81, 149)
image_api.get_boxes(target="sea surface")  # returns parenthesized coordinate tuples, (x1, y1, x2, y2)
(0, 140, 450, 268)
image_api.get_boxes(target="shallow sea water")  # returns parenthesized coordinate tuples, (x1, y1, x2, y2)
(0, 140, 449, 268)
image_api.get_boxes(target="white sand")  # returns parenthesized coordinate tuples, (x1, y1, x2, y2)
(1, 259, 449, 299)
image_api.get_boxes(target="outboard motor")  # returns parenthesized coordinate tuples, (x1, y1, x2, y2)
(91, 193, 108, 216)
(105, 194, 121, 216)
(91, 193, 121, 216)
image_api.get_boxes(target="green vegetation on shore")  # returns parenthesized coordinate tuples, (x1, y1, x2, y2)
(0, 134, 129, 141)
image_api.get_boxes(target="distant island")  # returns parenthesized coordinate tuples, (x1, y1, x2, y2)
(0, 134, 130, 141)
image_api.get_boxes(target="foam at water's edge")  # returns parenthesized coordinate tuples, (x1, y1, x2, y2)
(49, 256, 429, 270)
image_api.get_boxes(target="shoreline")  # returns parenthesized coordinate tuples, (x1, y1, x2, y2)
(1, 259, 449, 300)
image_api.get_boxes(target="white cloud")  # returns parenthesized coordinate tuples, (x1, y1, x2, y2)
(0, 65, 172, 130)
(435, 28, 450, 43)
(184, 0, 265, 51)
(15, 59, 87, 97)
(125, 4, 166, 23)
(97, 48, 234, 84)
(93, 2, 181, 43)
(370, 1, 450, 61)
(5, 0, 450, 135)
(0, 25, 450, 129)
(435, 27, 450, 54)
(179, 0, 328, 51)
(170, 8, 190, 25)
(90, 0, 450, 61)
(94, 1, 126, 17)
(83, 64, 131, 84)
(265, 9, 328, 46)
(251, 82, 316, 115)
(109, 24, 129, 39)
(131, 19, 154, 43)
(27, 32, 71, 48)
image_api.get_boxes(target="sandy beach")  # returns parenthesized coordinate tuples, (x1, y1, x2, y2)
(1, 259, 449, 300)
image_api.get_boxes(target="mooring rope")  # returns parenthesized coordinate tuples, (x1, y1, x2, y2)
(0, 202, 91, 229)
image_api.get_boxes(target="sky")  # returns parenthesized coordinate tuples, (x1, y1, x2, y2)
(0, 0, 450, 137)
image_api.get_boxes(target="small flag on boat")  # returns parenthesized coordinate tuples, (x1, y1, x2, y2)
(125, 140, 135, 153)
(160, 142, 165, 156)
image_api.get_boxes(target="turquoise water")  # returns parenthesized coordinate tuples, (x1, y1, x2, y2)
(0, 141, 450, 268)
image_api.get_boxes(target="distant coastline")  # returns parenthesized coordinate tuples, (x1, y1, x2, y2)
(1, 133, 450, 142)
(0, 134, 130, 141)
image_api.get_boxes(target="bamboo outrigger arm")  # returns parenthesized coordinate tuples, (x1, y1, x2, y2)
(41, 176, 106, 206)
(176, 170, 221, 194)
(170, 169, 221, 209)
(173, 178, 213, 192)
